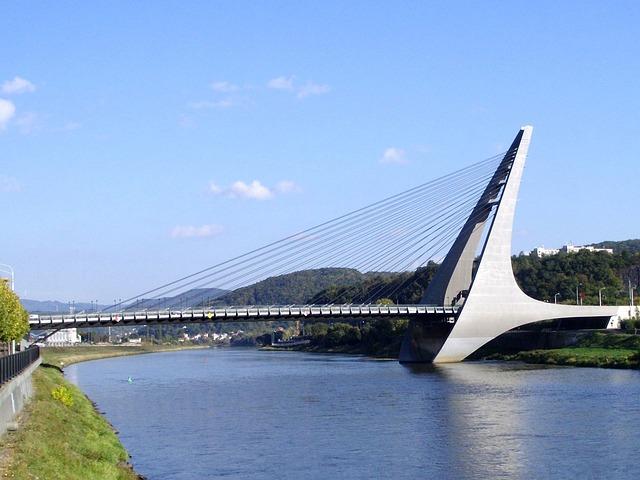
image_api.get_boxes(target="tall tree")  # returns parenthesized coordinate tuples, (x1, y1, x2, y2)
(0, 282, 30, 346)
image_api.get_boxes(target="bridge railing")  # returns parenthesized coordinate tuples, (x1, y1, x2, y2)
(0, 346, 40, 386)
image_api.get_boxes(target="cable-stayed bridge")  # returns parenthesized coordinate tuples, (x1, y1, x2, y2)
(29, 126, 630, 362)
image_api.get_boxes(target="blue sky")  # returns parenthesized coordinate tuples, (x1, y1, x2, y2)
(1, 1, 639, 301)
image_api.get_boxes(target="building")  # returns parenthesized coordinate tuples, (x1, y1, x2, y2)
(43, 328, 81, 347)
(532, 246, 560, 257)
(561, 244, 614, 255)
(532, 244, 613, 258)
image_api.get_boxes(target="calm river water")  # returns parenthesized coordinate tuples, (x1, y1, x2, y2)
(67, 349, 640, 479)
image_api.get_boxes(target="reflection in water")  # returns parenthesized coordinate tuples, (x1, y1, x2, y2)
(67, 350, 640, 480)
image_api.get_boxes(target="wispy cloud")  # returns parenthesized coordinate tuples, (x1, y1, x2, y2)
(267, 76, 330, 99)
(188, 99, 234, 109)
(0, 99, 16, 129)
(275, 180, 302, 194)
(209, 179, 301, 200)
(380, 147, 408, 165)
(267, 76, 295, 91)
(170, 224, 224, 239)
(0, 175, 21, 193)
(1, 76, 36, 95)
(15, 112, 39, 134)
(211, 81, 239, 93)
(297, 82, 330, 98)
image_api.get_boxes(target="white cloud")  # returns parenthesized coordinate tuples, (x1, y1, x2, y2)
(0, 175, 21, 193)
(228, 180, 273, 200)
(170, 224, 224, 239)
(188, 99, 234, 109)
(211, 81, 239, 93)
(267, 76, 295, 90)
(297, 82, 330, 98)
(1, 76, 36, 95)
(380, 147, 408, 165)
(275, 180, 302, 193)
(0, 99, 16, 129)
(209, 179, 301, 200)
(268, 76, 330, 99)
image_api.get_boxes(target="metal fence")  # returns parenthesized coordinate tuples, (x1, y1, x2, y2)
(0, 346, 40, 385)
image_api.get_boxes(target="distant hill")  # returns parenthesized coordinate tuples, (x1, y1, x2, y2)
(213, 268, 368, 305)
(591, 239, 640, 254)
(125, 287, 228, 310)
(21, 299, 109, 314)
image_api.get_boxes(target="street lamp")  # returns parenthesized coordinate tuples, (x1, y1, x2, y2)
(598, 288, 605, 306)
(554, 292, 560, 304)
(576, 283, 582, 305)
(0, 263, 15, 291)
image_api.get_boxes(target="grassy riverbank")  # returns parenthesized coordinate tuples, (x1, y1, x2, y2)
(489, 332, 640, 369)
(1, 366, 138, 480)
(41, 343, 208, 367)
(1, 343, 207, 479)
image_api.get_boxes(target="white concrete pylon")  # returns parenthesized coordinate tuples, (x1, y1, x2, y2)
(433, 126, 619, 362)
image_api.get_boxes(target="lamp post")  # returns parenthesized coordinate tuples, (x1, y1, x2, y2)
(576, 283, 582, 305)
(599, 288, 605, 306)
(554, 292, 560, 304)
(0, 263, 15, 291)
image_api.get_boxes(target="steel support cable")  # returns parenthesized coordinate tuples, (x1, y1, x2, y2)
(312, 184, 490, 291)
(287, 167, 508, 276)
(328, 206, 486, 304)
(366, 204, 501, 303)
(374, 198, 499, 277)
(366, 201, 493, 278)
(355, 201, 488, 302)
(362, 160, 514, 278)
(362, 212, 478, 303)
(376, 207, 500, 303)
(151, 166, 502, 306)
(156, 159, 502, 296)
(335, 165, 512, 275)
(161, 174, 498, 308)
(110, 154, 506, 310)
(367, 223, 469, 304)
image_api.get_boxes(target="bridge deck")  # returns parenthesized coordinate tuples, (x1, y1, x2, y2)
(29, 304, 459, 330)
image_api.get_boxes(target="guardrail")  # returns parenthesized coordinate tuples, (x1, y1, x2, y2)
(0, 346, 40, 385)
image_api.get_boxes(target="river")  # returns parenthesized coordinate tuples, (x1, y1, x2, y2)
(66, 348, 640, 479)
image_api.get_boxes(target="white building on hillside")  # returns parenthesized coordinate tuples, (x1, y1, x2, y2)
(532, 244, 614, 258)
(561, 244, 614, 255)
(532, 246, 560, 257)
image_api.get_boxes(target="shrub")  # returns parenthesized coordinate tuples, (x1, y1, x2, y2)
(51, 385, 74, 407)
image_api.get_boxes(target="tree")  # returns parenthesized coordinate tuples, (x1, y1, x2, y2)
(0, 282, 29, 346)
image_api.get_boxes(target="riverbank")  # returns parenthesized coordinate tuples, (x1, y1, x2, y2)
(0, 343, 208, 479)
(487, 332, 640, 369)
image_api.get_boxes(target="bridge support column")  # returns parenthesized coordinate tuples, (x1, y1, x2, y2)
(400, 126, 620, 363)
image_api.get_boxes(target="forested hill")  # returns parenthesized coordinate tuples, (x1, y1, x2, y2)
(592, 239, 640, 254)
(512, 250, 640, 305)
(272, 250, 640, 307)
(213, 268, 366, 305)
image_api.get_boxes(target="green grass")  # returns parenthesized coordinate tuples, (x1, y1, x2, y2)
(492, 332, 640, 369)
(0, 367, 138, 480)
(515, 347, 639, 368)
